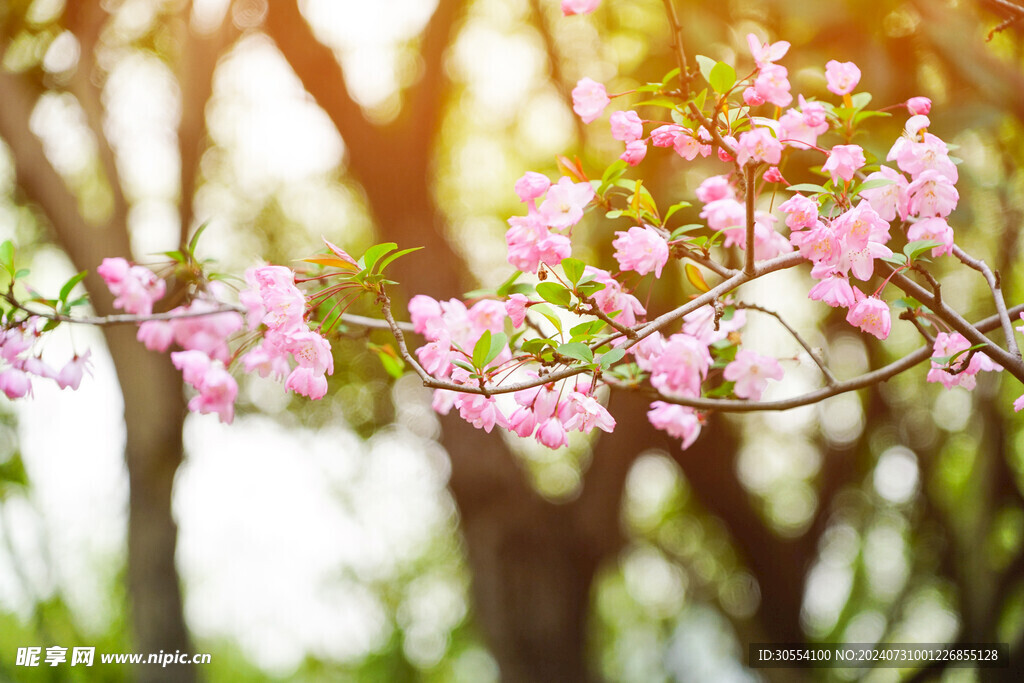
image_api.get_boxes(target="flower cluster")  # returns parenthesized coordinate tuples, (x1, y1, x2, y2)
(506, 175, 593, 273)
(0, 320, 91, 398)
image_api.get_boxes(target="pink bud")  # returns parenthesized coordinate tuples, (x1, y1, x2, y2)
(906, 96, 932, 115)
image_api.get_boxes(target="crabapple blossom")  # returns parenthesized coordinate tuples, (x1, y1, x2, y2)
(0, 369, 32, 399)
(746, 33, 790, 67)
(696, 175, 733, 203)
(859, 166, 909, 222)
(98, 258, 166, 316)
(927, 332, 1000, 390)
(56, 351, 92, 391)
(907, 217, 955, 256)
(515, 171, 551, 202)
(822, 144, 865, 183)
(536, 417, 570, 449)
(505, 214, 572, 273)
(561, 0, 600, 16)
(563, 392, 615, 433)
(743, 87, 766, 106)
(585, 267, 646, 326)
(736, 128, 782, 167)
(906, 96, 932, 115)
(808, 274, 857, 308)
(609, 110, 643, 142)
(621, 139, 648, 166)
(724, 350, 785, 400)
(571, 77, 609, 123)
(778, 97, 829, 149)
(612, 225, 669, 278)
(753, 63, 793, 108)
(845, 296, 891, 340)
(647, 402, 702, 449)
(825, 60, 861, 95)
(778, 194, 819, 230)
(906, 169, 959, 218)
(505, 293, 529, 328)
(537, 177, 595, 229)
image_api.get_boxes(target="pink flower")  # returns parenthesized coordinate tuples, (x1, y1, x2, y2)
(610, 110, 643, 143)
(506, 215, 571, 273)
(894, 133, 958, 183)
(285, 366, 329, 400)
(682, 305, 746, 345)
(612, 225, 669, 278)
(649, 333, 711, 399)
(572, 77, 609, 123)
(409, 295, 443, 335)
(736, 128, 782, 167)
(696, 176, 734, 203)
(0, 368, 31, 398)
(746, 33, 790, 68)
(537, 177, 595, 229)
(515, 172, 551, 202)
(171, 350, 212, 387)
(753, 63, 793, 108)
(455, 392, 508, 433)
(743, 87, 766, 106)
(845, 296, 891, 339)
(859, 166, 909, 222)
(700, 198, 745, 232)
(672, 132, 703, 161)
(242, 265, 305, 330)
(137, 320, 175, 352)
(1014, 395, 1024, 412)
(907, 217, 954, 257)
(778, 194, 819, 230)
(724, 350, 784, 400)
(809, 274, 857, 308)
(791, 221, 841, 266)
(241, 343, 290, 380)
(926, 332, 999, 390)
(563, 392, 615, 433)
(778, 97, 830, 150)
(906, 169, 959, 218)
(562, 0, 600, 16)
(763, 167, 785, 184)
(585, 267, 646, 326)
(825, 60, 861, 96)
(650, 124, 683, 147)
(906, 97, 932, 115)
(101, 261, 166, 316)
(188, 364, 238, 423)
(822, 144, 865, 184)
(620, 139, 648, 166)
(536, 417, 569, 449)
(505, 294, 529, 328)
(832, 203, 890, 251)
(507, 406, 538, 438)
(282, 327, 334, 375)
(468, 299, 507, 335)
(647, 402, 702, 449)
(56, 351, 92, 390)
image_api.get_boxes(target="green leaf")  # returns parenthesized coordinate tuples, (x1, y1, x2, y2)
(709, 61, 736, 94)
(530, 303, 563, 334)
(556, 342, 594, 364)
(0, 240, 13, 277)
(495, 271, 523, 297)
(850, 92, 872, 110)
(472, 330, 493, 369)
(664, 202, 692, 224)
(704, 381, 736, 398)
(787, 183, 830, 194)
(904, 240, 944, 261)
(378, 352, 405, 379)
(59, 271, 88, 303)
(882, 253, 908, 266)
(13, 269, 29, 280)
(570, 320, 604, 339)
(375, 246, 423, 274)
(360, 242, 398, 271)
(605, 209, 625, 219)
(670, 223, 703, 240)
(187, 221, 210, 256)
(522, 338, 556, 354)
(695, 55, 716, 84)
(599, 347, 625, 370)
(576, 281, 606, 298)
(484, 332, 507, 368)
(661, 67, 681, 86)
(536, 282, 572, 307)
(853, 178, 894, 194)
(561, 257, 585, 285)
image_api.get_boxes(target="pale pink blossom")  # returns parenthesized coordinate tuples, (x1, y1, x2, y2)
(778, 98, 829, 149)
(536, 416, 569, 449)
(610, 110, 643, 142)
(505, 214, 572, 273)
(562, 0, 600, 16)
(696, 176, 734, 203)
(809, 274, 857, 308)
(56, 351, 92, 390)
(906, 169, 959, 218)
(832, 203, 890, 251)
(906, 97, 932, 115)
(724, 350, 784, 400)
(620, 139, 648, 166)
(563, 392, 615, 433)
(647, 402, 702, 449)
(672, 132, 703, 161)
(188, 364, 238, 423)
(736, 128, 782, 167)
(753, 63, 793, 108)
(571, 77, 609, 123)
(468, 299, 507, 335)
(505, 294, 529, 328)
(845, 296, 891, 339)
(137, 320, 175, 352)
(859, 166, 909, 222)
(778, 194, 819, 230)
(907, 217, 955, 257)
(409, 295, 443, 335)
(746, 33, 790, 68)
(537, 177, 595, 229)
(515, 172, 551, 202)
(825, 60, 861, 96)
(927, 332, 1000, 390)
(682, 305, 746, 345)
(743, 87, 766, 106)
(285, 366, 329, 400)
(649, 333, 711, 398)
(584, 267, 646, 326)
(650, 124, 683, 147)
(822, 144, 865, 183)
(612, 225, 669, 278)
(0, 368, 31, 398)
(894, 132, 958, 183)
(700, 198, 745, 232)
(98, 259, 166, 316)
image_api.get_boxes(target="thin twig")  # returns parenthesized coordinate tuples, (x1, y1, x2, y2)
(578, 294, 638, 339)
(737, 302, 838, 386)
(952, 243, 1020, 359)
(660, 0, 692, 94)
(743, 165, 756, 276)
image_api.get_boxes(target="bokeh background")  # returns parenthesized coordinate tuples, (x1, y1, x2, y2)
(1, 0, 1024, 681)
